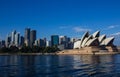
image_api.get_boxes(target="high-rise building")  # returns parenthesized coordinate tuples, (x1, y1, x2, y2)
(38, 39, 45, 47)
(51, 35, 59, 46)
(30, 30, 36, 47)
(11, 30, 16, 45)
(67, 42, 74, 49)
(5, 34, 11, 47)
(46, 41, 51, 47)
(67, 37, 73, 49)
(34, 40, 38, 46)
(59, 36, 68, 44)
(24, 28, 30, 46)
(0, 40, 5, 47)
(34, 39, 45, 47)
(67, 37, 71, 43)
(15, 32, 20, 47)
(43, 38, 46, 46)
(20, 36, 24, 46)
(59, 36, 68, 49)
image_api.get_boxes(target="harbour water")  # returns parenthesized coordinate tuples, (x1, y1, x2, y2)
(0, 54, 120, 77)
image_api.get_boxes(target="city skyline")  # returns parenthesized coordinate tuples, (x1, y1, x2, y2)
(1, 28, 74, 50)
(0, 0, 120, 45)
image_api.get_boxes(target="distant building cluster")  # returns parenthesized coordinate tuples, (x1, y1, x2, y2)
(0, 28, 75, 50)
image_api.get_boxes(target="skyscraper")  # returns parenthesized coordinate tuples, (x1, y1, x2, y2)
(5, 34, 11, 47)
(34, 40, 38, 46)
(43, 38, 46, 46)
(59, 36, 67, 44)
(0, 40, 5, 47)
(38, 39, 45, 47)
(59, 36, 68, 48)
(51, 35, 59, 46)
(46, 41, 51, 47)
(24, 28, 30, 46)
(30, 30, 36, 47)
(20, 36, 24, 47)
(11, 30, 16, 45)
(15, 32, 20, 47)
(34, 38, 46, 47)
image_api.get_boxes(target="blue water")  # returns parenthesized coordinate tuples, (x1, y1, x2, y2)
(0, 55, 120, 77)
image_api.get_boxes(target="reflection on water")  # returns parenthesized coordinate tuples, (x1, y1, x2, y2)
(0, 55, 120, 77)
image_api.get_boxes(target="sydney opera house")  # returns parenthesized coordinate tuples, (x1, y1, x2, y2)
(73, 31, 118, 53)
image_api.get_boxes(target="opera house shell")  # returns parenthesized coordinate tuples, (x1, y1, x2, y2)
(74, 31, 118, 52)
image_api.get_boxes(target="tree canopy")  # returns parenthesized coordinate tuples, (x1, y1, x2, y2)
(0, 46, 59, 53)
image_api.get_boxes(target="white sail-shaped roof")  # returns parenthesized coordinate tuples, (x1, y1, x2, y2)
(85, 38, 99, 46)
(73, 31, 115, 49)
(81, 38, 88, 47)
(98, 34, 106, 43)
(92, 31, 100, 38)
(80, 31, 89, 48)
(101, 37, 114, 46)
(81, 35, 92, 47)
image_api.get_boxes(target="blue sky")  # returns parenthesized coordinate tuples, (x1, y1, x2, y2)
(0, 0, 120, 45)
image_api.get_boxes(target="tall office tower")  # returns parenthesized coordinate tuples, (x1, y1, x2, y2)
(43, 38, 46, 46)
(35, 39, 47, 47)
(38, 39, 45, 47)
(67, 37, 73, 49)
(11, 30, 16, 45)
(34, 40, 38, 46)
(20, 36, 24, 47)
(59, 36, 68, 44)
(0, 40, 5, 47)
(46, 41, 51, 47)
(59, 36, 68, 48)
(34, 39, 44, 47)
(5, 34, 11, 47)
(67, 37, 71, 43)
(30, 30, 36, 47)
(15, 32, 20, 47)
(24, 28, 30, 46)
(51, 35, 59, 46)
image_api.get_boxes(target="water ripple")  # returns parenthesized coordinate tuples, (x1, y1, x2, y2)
(0, 55, 120, 77)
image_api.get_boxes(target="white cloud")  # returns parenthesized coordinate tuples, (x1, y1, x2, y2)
(103, 25, 119, 31)
(108, 26, 115, 29)
(108, 25, 119, 29)
(110, 32, 120, 36)
(73, 27, 91, 32)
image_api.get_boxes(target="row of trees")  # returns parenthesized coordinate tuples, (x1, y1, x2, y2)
(0, 46, 60, 53)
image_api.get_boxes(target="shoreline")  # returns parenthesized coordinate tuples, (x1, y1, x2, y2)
(0, 48, 119, 55)
(56, 49, 120, 55)
(0, 53, 57, 55)
(56, 51, 120, 55)
(0, 50, 119, 55)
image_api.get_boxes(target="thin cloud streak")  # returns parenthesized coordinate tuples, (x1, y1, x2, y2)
(59, 25, 92, 33)
(108, 25, 116, 29)
(110, 32, 120, 36)
(73, 27, 91, 32)
(107, 25, 119, 30)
